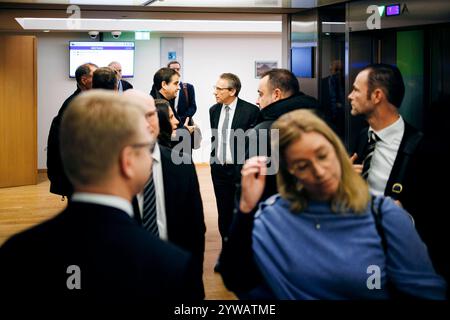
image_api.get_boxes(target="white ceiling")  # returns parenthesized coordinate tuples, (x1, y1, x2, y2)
(0, 0, 319, 8)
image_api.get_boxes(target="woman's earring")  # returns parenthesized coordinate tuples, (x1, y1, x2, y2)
(295, 180, 304, 192)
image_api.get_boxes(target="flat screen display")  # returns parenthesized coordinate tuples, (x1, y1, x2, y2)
(69, 41, 135, 78)
(386, 4, 401, 16)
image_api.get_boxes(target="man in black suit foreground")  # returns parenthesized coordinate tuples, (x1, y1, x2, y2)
(124, 89, 206, 300)
(209, 73, 259, 270)
(0, 90, 196, 303)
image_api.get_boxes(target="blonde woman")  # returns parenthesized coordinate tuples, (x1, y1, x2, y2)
(220, 109, 446, 300)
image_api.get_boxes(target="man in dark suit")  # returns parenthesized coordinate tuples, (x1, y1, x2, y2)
(349, 64, 423, 212)
(167, 60, 197, 126)
(108, 61, 133, 92)
(0, 91, 196, 303)
(124, 89, 206, 299)
(209, 73, 259, 270)
(46, 62, 97, 198)
(150, 68, 196, 152)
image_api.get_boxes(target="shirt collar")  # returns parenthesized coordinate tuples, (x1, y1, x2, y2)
(153, 142, 161, 163)
(71, 192, 133, 218)
(223, 97, 237, 111)
(369, 116, 404, 144)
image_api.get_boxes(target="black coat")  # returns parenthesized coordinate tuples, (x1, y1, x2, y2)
(176, 82, 197, 125)
(245, 92, 321, 201)
(46, 88, 81, 196)
(120, 79, 133, 91)
(133, 145, 206, 299)
(352, 121, 423, 210)
(0, 202, 196, 303)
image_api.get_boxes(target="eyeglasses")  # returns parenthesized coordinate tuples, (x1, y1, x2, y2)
(213, 86, 232, 91)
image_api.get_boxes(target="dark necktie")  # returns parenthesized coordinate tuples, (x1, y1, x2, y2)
(220, 105, 230, 164)
(361, 131, 380, 180)
(142, 173, 159, 236)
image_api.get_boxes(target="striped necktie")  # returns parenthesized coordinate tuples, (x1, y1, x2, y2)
(142, 173, 159, 236)
(361, 131, 380, 180)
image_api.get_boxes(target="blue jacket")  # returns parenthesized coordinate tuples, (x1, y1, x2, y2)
(252, 195, 446, 299)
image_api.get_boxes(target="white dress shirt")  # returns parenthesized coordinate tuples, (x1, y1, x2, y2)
(71, 192, 133, 218)
(217, 97, 237, 164)
(368, 116, 405, 196)
(174, 83, 181, 112)
(137, 143, 168, 240)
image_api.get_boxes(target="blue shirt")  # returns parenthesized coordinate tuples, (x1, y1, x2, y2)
(252, 195, 447, 299)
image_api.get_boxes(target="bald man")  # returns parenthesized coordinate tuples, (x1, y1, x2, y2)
(108, 61, 133, 92)
(124, 90, 206, 300)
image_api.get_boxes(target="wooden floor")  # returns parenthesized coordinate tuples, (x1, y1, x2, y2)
(0, 166, 236, 300)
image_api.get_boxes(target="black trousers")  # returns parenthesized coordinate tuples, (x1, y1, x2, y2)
(211, 164, 239, 243)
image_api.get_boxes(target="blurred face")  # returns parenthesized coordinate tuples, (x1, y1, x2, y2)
(110, 63, 122, 79)
(348, 69, 375, 117)
(161, 74, 180, 100)
(168, 62, 181, 74)
(168, 107, 179, 131)
(143, 97, 160, 138)
(83, 65, 97, 90)
(214, 78, 235, 105)
(257, 75, 276, 109)
(285, 131, 341, 202)
(131, 117, 153, 194)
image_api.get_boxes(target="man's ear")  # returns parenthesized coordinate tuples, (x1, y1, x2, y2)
(161, 81, 168, 90)
(371, 88, 384, 105)
(273, 88, 283, 101)
(229, 88, 237, 97)
(119, 146, 134, 179)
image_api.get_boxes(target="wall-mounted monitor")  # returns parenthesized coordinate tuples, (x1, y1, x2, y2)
(291, 47, 314, 78)
(69, 41, 135, 78)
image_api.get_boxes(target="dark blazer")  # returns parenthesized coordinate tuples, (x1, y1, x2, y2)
(0, 202, 196, 303)
(176, 82, 197, 125)
(209, 98, 260, 165)
(120, 79, 133, 91)
(47, 88, 81, 196)
(134, 145, 206, 299)
(352, 120, 423, 210)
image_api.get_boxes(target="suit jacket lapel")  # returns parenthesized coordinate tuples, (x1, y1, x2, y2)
(230, 98, 242, 130)
(211, 104, 222, 129)
(159, 146, 176, 239)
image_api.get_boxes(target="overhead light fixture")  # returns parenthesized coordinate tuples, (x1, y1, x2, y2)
(15, 18, 281, 33)
(142, 0, 163, 5)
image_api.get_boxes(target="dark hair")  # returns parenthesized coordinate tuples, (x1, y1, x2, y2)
(167, 60, 181, 68)
(154, 99, 173, 148)
(92, 67, 117, 90)
(220, 73, 241, 96)
(363, 63, 405, 108)
(75, 63, 97, 85)
(153, 68, 179, 91)
(261, 68, 299, 96)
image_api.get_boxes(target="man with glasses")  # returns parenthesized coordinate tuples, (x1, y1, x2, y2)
(124, 89, 206, 300)
(209, 73, 259, 272)
(0, 91, 196, 303)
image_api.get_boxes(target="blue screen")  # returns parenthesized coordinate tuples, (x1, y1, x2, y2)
(292, 47, 314, 78)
